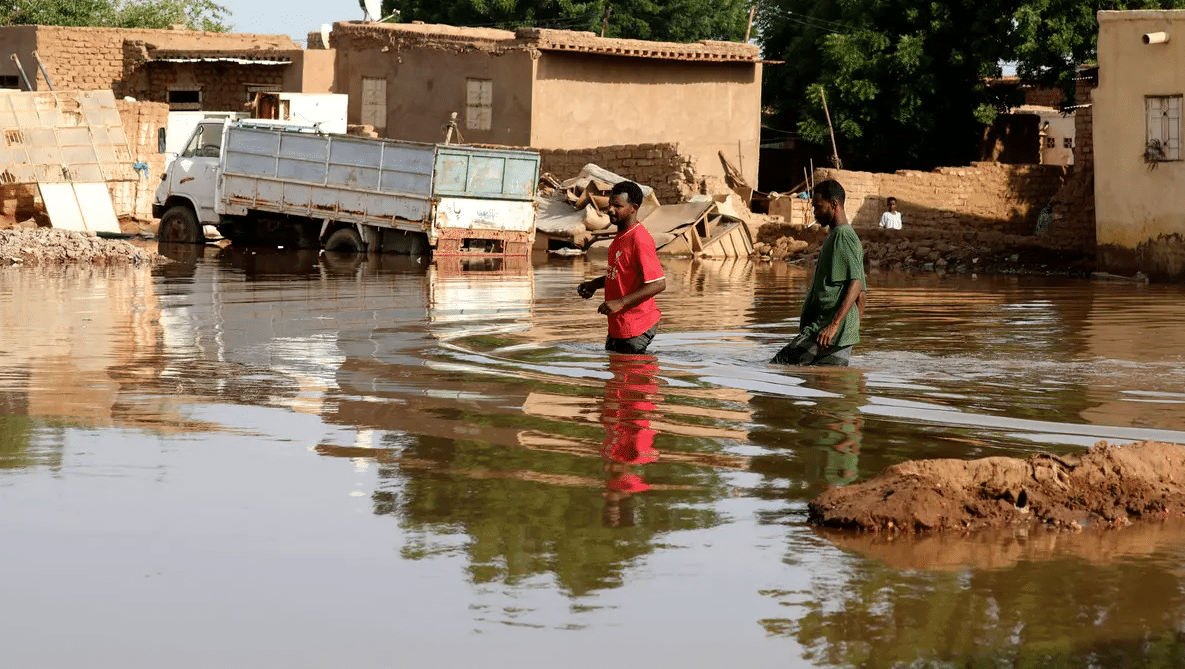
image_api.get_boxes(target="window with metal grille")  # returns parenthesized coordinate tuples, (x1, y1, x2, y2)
(1147, 95, 1182, 161)
(1063, 137, 1073, 149)
(466, 78, 492, 131)
(360, 77, 386, 131)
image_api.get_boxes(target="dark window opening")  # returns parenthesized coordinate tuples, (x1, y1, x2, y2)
(168, 90, 201, 104)
(168, 90, 202, 110)
(0, 75, 20, 89)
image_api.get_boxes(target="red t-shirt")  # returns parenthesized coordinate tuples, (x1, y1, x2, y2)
(605, 223, 664, 339)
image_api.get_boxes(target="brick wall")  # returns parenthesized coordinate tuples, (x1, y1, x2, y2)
(31, 26, 300, 102)
(538, 143, 698, 203)
(111, 100, 169, 222)
(34, 26, 130, 92)
(1042, 99, 1096, 252)
(814, 162, 1068, 237)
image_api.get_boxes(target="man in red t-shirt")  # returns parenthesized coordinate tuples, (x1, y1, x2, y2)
(577, 181, 666, 354)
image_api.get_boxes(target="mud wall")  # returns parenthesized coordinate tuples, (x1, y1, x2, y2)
(814, 162, 1068, 237)
(330, 24, 535, 146)
(1094, 11, 1185, 280)
(0, 184, 38, 227)
(531, 51, 762, 186)
(112, 100, 169, 223)
(0, 25, 299, 94)
(538, 143, 698, 203)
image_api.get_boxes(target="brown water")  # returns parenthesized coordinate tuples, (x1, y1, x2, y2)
(3, 244, 1185, 668)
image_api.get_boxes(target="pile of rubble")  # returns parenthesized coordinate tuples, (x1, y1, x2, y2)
(0, 229, 163, 267)
(537, 163, 780, 258)
(753, 219, 1094, 275)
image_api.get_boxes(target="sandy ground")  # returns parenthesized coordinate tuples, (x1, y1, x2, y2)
(0, 229, 164, 266)
(809, 441, 1185, 533)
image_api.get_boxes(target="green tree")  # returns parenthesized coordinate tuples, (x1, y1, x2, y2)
(0, 0, 231, 31)
(378, 0, 750, 42)
(759, 0, 1185, 173)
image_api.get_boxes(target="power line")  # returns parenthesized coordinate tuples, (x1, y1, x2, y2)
(759, 6, 849, 34)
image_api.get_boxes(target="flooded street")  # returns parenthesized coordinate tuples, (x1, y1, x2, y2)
(4, 245, 1185, 668)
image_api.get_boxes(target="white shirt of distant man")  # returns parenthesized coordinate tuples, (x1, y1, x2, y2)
(879, 197, 902, 230)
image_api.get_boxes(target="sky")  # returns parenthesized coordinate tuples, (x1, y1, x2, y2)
(221, 0, 373, 43)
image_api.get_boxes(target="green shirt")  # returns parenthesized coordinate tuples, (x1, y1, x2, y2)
(799, 224, 865, 348)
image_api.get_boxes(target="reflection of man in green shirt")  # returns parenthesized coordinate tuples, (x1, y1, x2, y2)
(771, 179, 866, 366)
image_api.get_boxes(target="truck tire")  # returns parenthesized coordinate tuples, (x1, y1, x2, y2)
(324, 227, 364, 254)
(159, 205, 202, 244)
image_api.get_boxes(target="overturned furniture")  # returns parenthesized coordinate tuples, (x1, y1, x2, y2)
(0, 90, 137, 234)
(637, 196, 753, 258)
(537, 163, 752, 258)
(583, 194, 753, 258)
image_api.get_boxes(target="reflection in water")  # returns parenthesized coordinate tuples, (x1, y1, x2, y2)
(9, 252, 1185, 664)
(766, 520, 1185, 667)
(599, 354, 661, 527)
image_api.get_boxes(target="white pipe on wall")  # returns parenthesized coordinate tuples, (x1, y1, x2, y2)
(1144, 31, 1170, 45)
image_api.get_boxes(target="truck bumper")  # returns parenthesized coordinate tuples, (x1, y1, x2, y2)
(432, 228, 533, 256)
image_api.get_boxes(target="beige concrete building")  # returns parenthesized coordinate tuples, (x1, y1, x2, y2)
(1095, 10, 1185, 280)
(0, 25, 334, 110)
(329, 22, 762, 187)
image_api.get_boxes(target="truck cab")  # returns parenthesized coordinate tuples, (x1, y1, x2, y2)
(153, 120, 226, 243)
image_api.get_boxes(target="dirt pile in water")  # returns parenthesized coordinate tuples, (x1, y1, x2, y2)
(0, 229, 163, 266)
(809, 441, 1185, 532)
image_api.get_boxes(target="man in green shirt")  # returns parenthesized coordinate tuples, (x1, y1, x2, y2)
(771, 179, 866, 366)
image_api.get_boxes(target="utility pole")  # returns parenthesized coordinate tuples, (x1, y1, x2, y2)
(744, 5, 757, 43)
(819, 87, 842, 169)
(601, 6, 612, 37)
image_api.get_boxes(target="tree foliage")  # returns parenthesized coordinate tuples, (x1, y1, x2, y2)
(0, 0, 231, 31)
(378, 0, 750, 42)
(759, 0, 1185, 173)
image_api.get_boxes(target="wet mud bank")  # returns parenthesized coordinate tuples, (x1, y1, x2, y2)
(0, 229, 163, 266)
(809, 441, 1185, 533)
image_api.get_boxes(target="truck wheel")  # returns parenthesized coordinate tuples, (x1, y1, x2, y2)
(159, 205, 202, 244)
(324, 227, 364, 254)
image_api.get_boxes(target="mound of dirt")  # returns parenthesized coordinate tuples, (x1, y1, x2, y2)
(0, 229, 164, 267)
(809, 441, 1185, 533)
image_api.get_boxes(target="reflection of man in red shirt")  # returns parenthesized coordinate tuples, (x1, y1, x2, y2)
(600, 355, 661, 527)
(577, 181, 666, 354)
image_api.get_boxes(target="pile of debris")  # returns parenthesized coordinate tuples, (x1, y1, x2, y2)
(535, 163, 759, 258)
(0, 229, 163, 266)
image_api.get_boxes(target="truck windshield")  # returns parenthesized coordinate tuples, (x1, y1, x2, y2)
(182, 123, 223, 159)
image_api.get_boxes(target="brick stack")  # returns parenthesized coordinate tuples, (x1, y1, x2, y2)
(538, 143, 698, 203)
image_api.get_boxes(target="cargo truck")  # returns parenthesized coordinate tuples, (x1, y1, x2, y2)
(153, 119, 539, 255)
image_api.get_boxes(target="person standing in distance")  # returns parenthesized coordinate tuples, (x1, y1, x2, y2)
(771, 179, 866, 366)
(577, 181, 666, 354)
(879, 196, 903, 230)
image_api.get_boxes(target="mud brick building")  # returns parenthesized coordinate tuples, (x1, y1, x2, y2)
(328, 22, 762, 188)
(1094, 10, 1185, 281)
(0, 25, 334, 111)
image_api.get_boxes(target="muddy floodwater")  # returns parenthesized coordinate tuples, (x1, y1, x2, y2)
(4, 244, 1185, 668)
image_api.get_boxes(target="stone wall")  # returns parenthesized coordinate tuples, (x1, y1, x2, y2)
(538, 143, 698, 203)
(814, 162, 1069, 238)
(112, 100, 169, 223)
